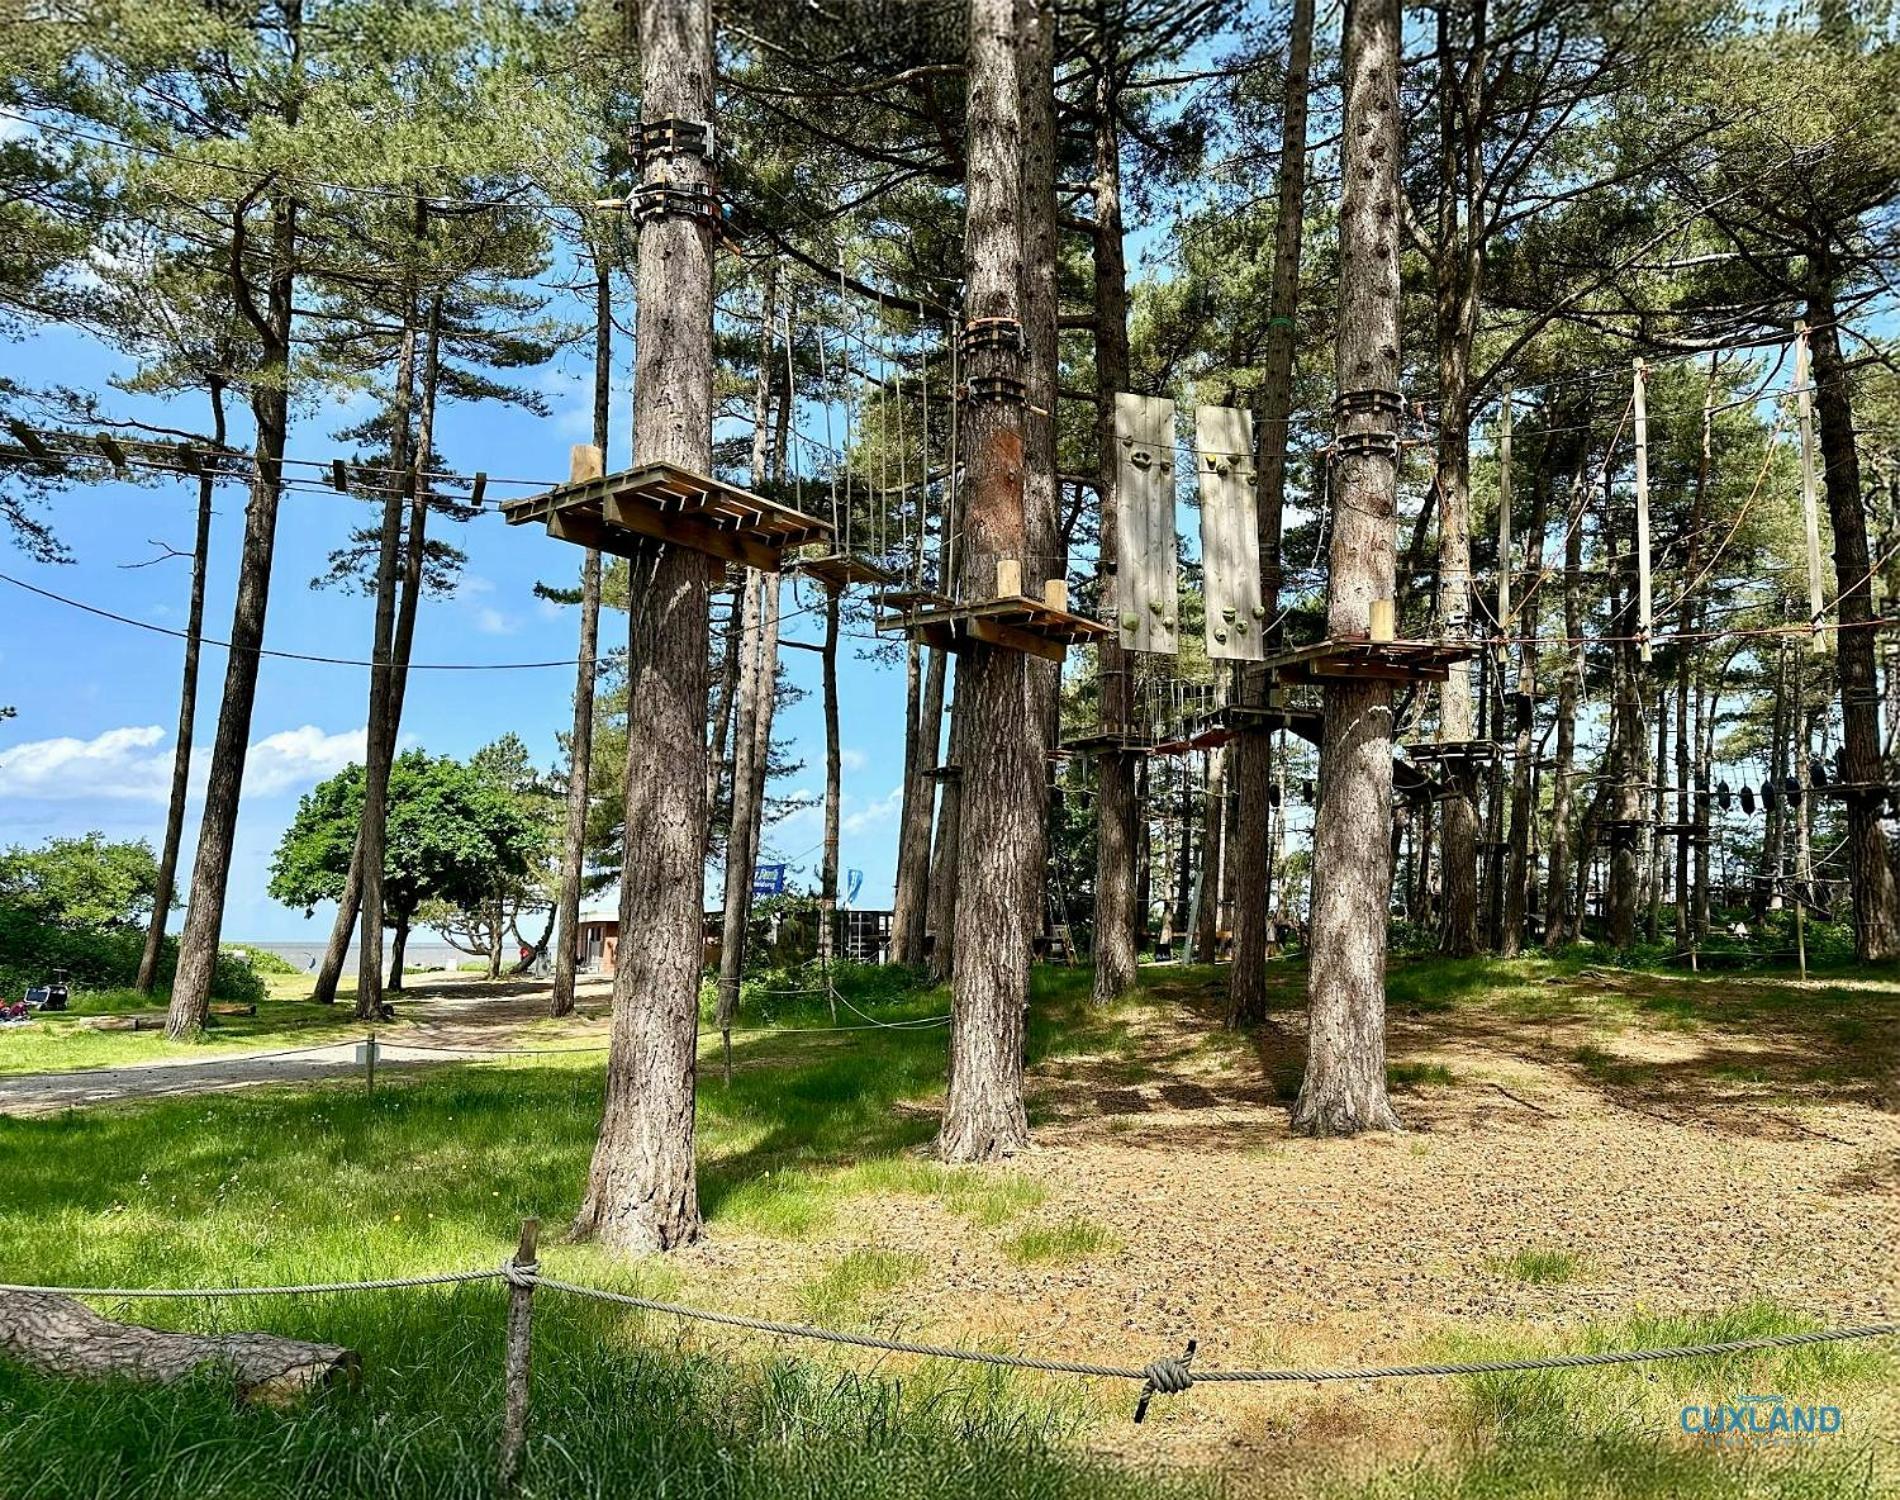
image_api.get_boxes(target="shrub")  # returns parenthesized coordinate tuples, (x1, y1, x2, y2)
(0, 905, 265, 1003)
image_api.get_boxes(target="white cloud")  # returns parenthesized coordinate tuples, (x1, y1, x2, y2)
(0, 723, 365, 804)
(474, 607, 520, 636)
(840, 747, 867, 772)
(239, 725, 366, 797)
(842, 785, 905, 836)
(0, 725, 170, 802)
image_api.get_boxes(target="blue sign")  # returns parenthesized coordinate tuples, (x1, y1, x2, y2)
(752, 863, 786, 897)
(845, 868, 863, 907)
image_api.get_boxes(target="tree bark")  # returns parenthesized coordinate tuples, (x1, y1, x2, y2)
(167, 187, 298, 1040)
(1544, 469, 1585, 951)
(552, 250, 612, 1018)
(574, 0, 715, 1254)
(1500, 424, 1551, 955)
(1806, 288, 1900, 958)
(354, 298, 421, 1022)
(1088, 20, 1139, 1003)
(137, 381, 223, 996)
(1227, 0, 1311, 1022)
(926, 674, 963, 982)
(1292, 0, 1403, 1137)
(939, 0, 1035, 1163)
(892, 646, 946, 962)
(1194, 746, 1225, 962)
(389, 912, 409, 992)
(0, 1293, 355, 1406)
(817, 581, 841, 963)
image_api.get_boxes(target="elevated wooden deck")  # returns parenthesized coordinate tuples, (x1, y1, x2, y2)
(1262, 634, 1478, 685)
(877, 594, 1110, 663)
(501, 461, 830, 572)
(790, 551, 897, 590)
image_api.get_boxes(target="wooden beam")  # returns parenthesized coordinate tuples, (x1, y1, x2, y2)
(602, 495, 781, 571)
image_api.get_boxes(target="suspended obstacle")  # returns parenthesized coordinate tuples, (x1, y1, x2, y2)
(502, 451, 829, 572)
(789, 548, 896, 590)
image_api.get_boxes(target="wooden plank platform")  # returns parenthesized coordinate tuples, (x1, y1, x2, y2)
(1062, 727, 1157, 755)
(791, 551, 897, 590)
(876, 594, 1111, 663)
(1406, 739, 1502, 762)
(501, 460, 830, 573)
(1262, 634, 1478, 684)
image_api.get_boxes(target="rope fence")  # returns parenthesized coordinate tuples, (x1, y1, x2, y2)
(5, 1245, 1893, 1488)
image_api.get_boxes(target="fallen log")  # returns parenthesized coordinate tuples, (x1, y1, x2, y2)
(0, 1292, 358, 1405)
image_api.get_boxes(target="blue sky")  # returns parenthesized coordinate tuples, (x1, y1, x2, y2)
(0, 311, 917, 941)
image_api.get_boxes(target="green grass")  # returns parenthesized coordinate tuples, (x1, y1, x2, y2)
(1387, 1061, 1457, 1089)
(3, 959, 1896, 1499)
(1488, 1247, 1585, 1285)
(1005, 1215, 1119, 1265)
(0, 998, 371, 1076)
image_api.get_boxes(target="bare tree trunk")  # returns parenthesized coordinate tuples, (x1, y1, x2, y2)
(939, 0, 1035, 1163)
(1501, 431, 1551, 955)
(1763, 629, 1790, 910)
(1292, 0, 1402, 1137)
(818, 581, 841, 964)
(1807, 287, 1900, 958)
(706, 589, 741, 827)
(890, 642, 927, 955)
(137, 381, 223, 995)
(1022, 0, 1063, 959)
(354, 300, 421, 1023)
(1544, 470, 1584, 951)
(893, 646, 946, 962)
(389, 914, 409, 993)
(1230, 0, 1311, 1023)
(1088, 21, 1139, 1003)
(552, 250, 612, 1018)
(1606, 508, 1642, 949)
(1194, 747, 1225, 962)
(926, 672, 963, 981)
(716, 276, 781, 1033)
(574, 0, 715, 1253)
(167, 190, 298, 1039)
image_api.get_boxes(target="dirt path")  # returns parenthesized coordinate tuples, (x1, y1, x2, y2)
(0, 982, 615, 1117)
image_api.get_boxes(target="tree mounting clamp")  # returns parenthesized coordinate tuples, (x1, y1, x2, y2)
(959, 316, 1024, 356)
(635, 117, 717, 164)
(1332, 387, 1405, 421)
(960, 374, 1028, 407)
(631, 182, 725, 231)
(1333, 431, 1401, 461)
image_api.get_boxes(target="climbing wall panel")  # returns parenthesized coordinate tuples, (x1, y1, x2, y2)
(1113, 393, 1178, 654)
(1195, 405, 1265, 661)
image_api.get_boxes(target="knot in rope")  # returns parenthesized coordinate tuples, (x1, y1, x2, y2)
(501, 1259, 539, 1290)
(1133, 1338, 1196, 1422)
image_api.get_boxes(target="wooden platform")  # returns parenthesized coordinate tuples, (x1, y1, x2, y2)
(1186, 702, 1326, 747)
(1262, 635, 1478, 685)
(791, 551, 896, 590)
(1406, 739, 1501, 762)
(1062, 727, 1157, 755)
(501, 460, 830, 572)
(876, 594, 1110, 663)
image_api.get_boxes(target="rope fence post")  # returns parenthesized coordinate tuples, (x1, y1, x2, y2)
(498, 1218, 539, 1494)
(356, 1032, 379, 1097)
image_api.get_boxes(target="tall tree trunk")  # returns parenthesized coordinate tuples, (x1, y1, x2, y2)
(926, 675, 963, 981)
(1229, 0, 1311, 1024)
(1292, 0, 1403, 1137)
(1194, 747, 1225, 962)
(574, 0, 715, 1253)
(893, 646, 946, 962)
(354, 296, 421, 1023)
(716, 272, 781, 1034)
(1501, 426, 1551, 956)
(1606, 507, 1642, 949)
(167, 188, 299, 1040)
(706, 589, 741, 827)
(890, 642, 927, 955)
(818, 581, 841, 964)
(1544, 469, 1585, 950)
(389, 914, 409, 993)
(1763, 628, 1790, 910)
(137, 380, 223, 995)
(1022, 0, 1062, 959)
(552, 251, 612, 1018)
(1088, 22, 1139, 1003)
(939, 0, 1035, 1163)
(1806, 288, 1900, 958)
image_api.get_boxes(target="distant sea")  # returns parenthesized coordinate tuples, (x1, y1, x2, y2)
(233, 940, 474, 974)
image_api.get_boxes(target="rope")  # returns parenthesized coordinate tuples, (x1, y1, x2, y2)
(0, 1269, 503, 1298)
(6, 1265, 1891, 1419)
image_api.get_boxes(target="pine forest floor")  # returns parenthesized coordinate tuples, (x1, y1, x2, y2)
(0, 954, 1895, 1499)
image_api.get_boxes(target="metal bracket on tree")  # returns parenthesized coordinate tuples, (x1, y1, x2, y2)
(635, 117, 717, 164)
(630, 182, 725, 232)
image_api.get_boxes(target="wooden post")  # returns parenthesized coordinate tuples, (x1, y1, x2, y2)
(1632, 360, 1652, 664)
(570, 443, 603, 485)
(361, 1032, 378, 1096)
(1368, 597, 1395, 642)
(1794, 323, 1828, 655)
(498, 1217, 539, 1494)
(1795, 892, 1807, 981)
(1496, 388, 1513, 634)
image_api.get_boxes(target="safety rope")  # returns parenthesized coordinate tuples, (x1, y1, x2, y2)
(5, 1267, 1891, 1420)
